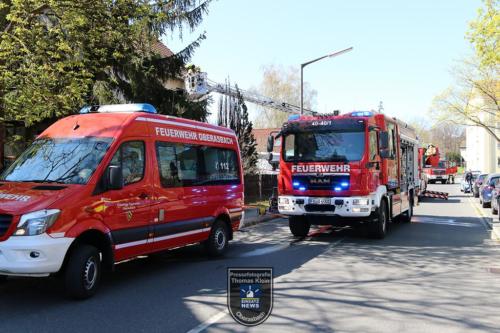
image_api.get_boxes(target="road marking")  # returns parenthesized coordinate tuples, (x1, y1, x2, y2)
(238, 244, 290, 257)
(185, 237, 344, 333)
(186, 310, 228, 333)
(412, 216, 479, 228)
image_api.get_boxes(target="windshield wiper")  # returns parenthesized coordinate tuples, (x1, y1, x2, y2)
(21, 180, 67, 184)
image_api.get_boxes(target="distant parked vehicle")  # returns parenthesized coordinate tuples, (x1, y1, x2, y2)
(491, 182, 500, 215)
(479, 173, 500, 208)
(473, 174, 488, 198)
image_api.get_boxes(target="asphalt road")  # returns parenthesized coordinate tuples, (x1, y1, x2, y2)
(1, 183, 500, 333)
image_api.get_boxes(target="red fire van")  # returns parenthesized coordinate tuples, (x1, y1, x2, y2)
(0, 104, 243, 298)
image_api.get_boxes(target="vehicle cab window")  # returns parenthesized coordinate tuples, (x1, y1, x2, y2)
(369, 130, 378, 161)
(110, 141, 145, 185)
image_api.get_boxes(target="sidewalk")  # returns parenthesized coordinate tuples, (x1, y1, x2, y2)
(241, 206, 283, 229)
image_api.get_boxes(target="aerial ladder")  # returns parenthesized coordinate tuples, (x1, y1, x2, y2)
(184, 68, 318, 116)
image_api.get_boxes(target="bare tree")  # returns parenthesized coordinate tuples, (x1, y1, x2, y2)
(430, 58, 499, 142)
(252, 64, 317, 128)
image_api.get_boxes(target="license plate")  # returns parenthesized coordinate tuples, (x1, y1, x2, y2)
(436, 176, 442, 179)
(309, 198, 331, 205)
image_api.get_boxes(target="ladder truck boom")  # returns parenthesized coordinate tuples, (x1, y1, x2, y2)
(184, 70, 318, 116)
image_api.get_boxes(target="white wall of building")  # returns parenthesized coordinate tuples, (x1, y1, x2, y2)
(463, 105, 499, 173)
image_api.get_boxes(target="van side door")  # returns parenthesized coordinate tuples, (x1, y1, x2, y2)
(152, 142, 211, 250)
(100, 140, 155, 261)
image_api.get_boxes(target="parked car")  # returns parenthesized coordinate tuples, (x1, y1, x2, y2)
(473, 174, 488, 198)
(479, 173, 500, 208)
(491, 182, 500, 215)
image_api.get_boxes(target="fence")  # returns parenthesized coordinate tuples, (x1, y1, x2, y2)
(244, 174, 278, 203)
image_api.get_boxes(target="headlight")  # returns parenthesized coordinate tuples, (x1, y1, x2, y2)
(279, 197, 290, 205)
(14, 209, 60, 236)
(353, 199, 369, 205)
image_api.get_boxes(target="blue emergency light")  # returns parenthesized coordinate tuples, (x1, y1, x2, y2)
(288, 114, 300, 121)
(79, 103, 157, 114)
(351, 111, 373, 117)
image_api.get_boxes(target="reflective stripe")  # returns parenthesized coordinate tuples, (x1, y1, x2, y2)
(136, 117, 235, 137)
(114, 227, 211, 250)
(114, 239, 149, 250)
(229, 208, 243, 213)
(154, 227, 211, 243)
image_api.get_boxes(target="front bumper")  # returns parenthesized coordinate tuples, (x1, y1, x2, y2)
(278, 195, 376, 217)
(428, 175, 446, 180)
(0, 233, 74, 277)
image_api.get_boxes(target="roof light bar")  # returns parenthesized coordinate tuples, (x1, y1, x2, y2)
(79, 103, 157, 114)
(351, 111, 373, 117)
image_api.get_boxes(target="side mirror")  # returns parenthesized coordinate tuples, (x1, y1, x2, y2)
(266, 135, 275, 153)
(107, 165, 123, 190)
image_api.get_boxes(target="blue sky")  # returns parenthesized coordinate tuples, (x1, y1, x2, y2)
(166, 0, 478, 124)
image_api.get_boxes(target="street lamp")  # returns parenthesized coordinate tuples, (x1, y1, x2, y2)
(300, 47, 353, 115)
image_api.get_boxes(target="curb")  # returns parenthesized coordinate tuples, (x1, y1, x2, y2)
(240, 213, 285, 229)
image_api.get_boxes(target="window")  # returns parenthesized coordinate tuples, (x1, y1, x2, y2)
(109, 141, 145, 185)
(387, 122, 396, 159)
(1, 137, 112, 185)
(199, 146, 240, 185)
(284, 134, 295, 160)
(369, 130, 378, 161)
(156, 142, 240, 187)
(283, 131, 365, 162)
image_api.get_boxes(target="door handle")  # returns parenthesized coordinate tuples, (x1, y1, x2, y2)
(138, 192, 149, 200)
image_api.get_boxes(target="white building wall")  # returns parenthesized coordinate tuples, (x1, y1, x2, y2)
(464, 108, 499, 173)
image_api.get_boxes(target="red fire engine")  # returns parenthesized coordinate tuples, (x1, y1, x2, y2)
(420, 144, 457, 184)
(267, 111, 420, 239)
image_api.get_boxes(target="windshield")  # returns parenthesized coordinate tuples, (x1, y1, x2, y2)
(283, 131, 365, 162)
(1, 137, 112, 185)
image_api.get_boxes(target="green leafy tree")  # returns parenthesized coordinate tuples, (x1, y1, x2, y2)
(467, 0, 499, 67)
(217, 83, 258, 174)
(0, 0, 210, 126)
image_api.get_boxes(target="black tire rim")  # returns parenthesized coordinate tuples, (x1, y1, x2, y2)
(83, 257, 98, 290)
(214, 228, 226, 250)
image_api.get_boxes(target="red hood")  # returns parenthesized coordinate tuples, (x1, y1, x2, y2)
(0, 182, 82, 216)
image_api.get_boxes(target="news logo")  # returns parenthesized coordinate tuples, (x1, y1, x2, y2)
(227, 268, 273, 326)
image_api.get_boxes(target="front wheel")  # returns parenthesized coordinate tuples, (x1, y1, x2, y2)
(204, 220, 229, 257)
(289, 216, 310, 237)
(368, 200, 388, 239)
(64, 244, 101, 299)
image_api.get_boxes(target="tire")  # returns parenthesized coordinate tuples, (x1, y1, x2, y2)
(204, 220, 229, 257)
(401, 197, 413, 223)
(64, 244, 101, 299)
(368, 199, 388, 239)
(289, 216, 310, 237)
